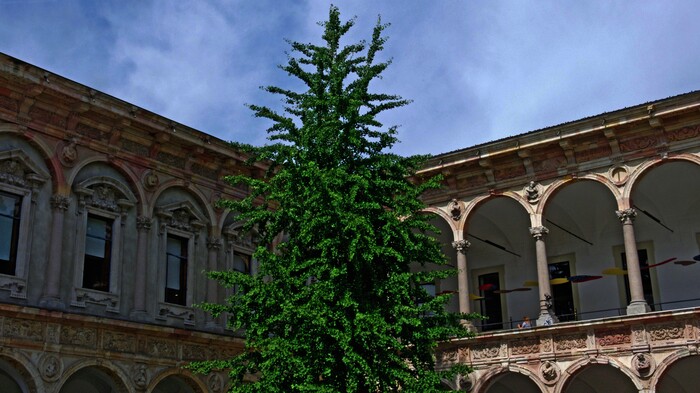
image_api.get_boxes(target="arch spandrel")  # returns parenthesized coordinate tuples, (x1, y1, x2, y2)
(651, 351, 700, 392)
(149, 368, 208, 393)
(623, 153, 700, 204)
(537, 174, 622, 215)
(556, 356, 642, 393)
(473, 364, 547, 393)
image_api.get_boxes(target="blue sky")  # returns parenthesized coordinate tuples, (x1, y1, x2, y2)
(2, 1, 699, 156)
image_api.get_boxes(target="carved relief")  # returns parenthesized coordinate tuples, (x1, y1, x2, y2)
(60, 326, 97, 348)
(132, 363, 148, 390)
(0, 277, 26, 299)
(541, 336, 553, 352)
(555, 334, 587, 351)
(632, 325, 646, 344)
(4, 318, 43, 341)
(182, 344, 216, 361)
(596, 327, 631, 347)
(208, 373, 224, 392)
(207, 237, 222, 250)
(46, 323, 60, 344)
(50, 194, 70, 211)
(619, 135, 659, 152)
(523, 181, 541, 203)
(59, 139, 78, 167)
(72, 289, 119, 312)
(157, 305, 196, 326)
(471, 344, 501, 360)
(437, 349, 459, 367)
(647, 323, 685, 342)
(169, 209, 194, 231)
(509, 338, 540, 355)
(0, 159, 27, 186)
(539, 360, 561, 385)
(103, 331, 136, 353)
(448, 199, 463, 220)
(38, 353, 63, 382)
(136, 216, 152, 232)
(529, 226, 549, 241)
(145, 338, 177, 359)
(631, 353, 655, 377)
(666, 125, 700, 142)
(143, 170, 159, 190)
(616, 208, 637, 224)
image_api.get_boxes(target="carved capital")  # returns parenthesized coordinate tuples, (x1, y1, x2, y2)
(451, 239, 471, 254)
(529, 226, 549, 240)
(50, 194, 70, 211)
(616, 208, 637, 223)
(136, 216, 152, 232)
(207, 237, 222, 250)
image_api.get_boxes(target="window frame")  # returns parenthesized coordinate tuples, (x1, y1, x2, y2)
(0, 149, 49, 300)
(70, 178, 135, 313)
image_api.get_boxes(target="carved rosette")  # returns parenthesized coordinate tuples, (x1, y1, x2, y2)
(39, 353, 63, 382)
(50, 194, 71, 211)
(451, 239, 471, 254)
(539, 360, 561, 385)
(631, 353, 655, 377)
(448, 198, 463, 220)
(616, 208, 637, 224)
(529, 226, 549, 241)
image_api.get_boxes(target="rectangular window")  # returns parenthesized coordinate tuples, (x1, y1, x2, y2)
(478, 272, 503, 331)
(549, 261, 575, 321)
(621, 249, 655, 311)
(0, 191, 21, 276)
(165, 235, 188, 305)
(82, 215, 113, 292)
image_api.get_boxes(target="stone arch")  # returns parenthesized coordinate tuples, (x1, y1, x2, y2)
(474, 364, 546, 393)
(0, 121, 63, 192)
(65, 156, 146, 215)
(651, 350, 700, 392)
(0, 351, 40, 393)
(623, 153, 700, 204)
(464, 193, 535, 230)
(149, 368, 207, 393)
(151, 179, 216, 228)
(421, 206, 459, 240)
(56, 359, 131, 393)
(537, 174, 621, 215)
(556, 356, 641, 393)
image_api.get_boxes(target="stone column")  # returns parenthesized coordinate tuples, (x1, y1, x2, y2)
(205, 237, 222, 327)
(616, 208, 650, 315)
(131, 216, 151, 319)
(451, 239, 471, 315)
(40, 194, 70, 308)
(530, 226, 558, 326)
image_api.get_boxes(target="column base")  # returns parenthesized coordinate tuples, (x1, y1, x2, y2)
(39, 297, 65, 310)
(626, 301, 651, 315)
(536, 310, 559, 327)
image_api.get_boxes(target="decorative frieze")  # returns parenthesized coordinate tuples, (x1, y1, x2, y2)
(509, 338, 540, 355)
(4, 318, 43, 341)
(666, 125, 699, 142)
(103, 331, 136, 353)
(619, 135, 660, 152)
(144, 337, 177, 359)
(596, 327, 631, 347)
(647, 322, 685, 342)
(60, 326, 97, 348)
(555, 333, 587, 351)
(470, 343, 501, 360)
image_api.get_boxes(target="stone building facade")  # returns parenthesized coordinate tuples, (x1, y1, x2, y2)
(423, 90, 700, 392)
(1, 51, 700, 392)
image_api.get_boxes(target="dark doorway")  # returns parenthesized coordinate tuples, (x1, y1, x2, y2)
(478, 272, 503, 331)
(549, 261, 575, 321)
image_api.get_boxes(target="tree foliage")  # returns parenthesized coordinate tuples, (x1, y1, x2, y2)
(189, 6, 473, 392)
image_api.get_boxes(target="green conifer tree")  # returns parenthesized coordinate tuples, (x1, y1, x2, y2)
(190, 6, 473, 392)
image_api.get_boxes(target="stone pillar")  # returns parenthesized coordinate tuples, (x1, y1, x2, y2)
(451, 239, 471, 316)
(131, 216, 151, 319)
(530, 226, 558, 326)
(205, 237, 222, 327)
(40, 194, 70, 308)
(616, 208, 650, 315)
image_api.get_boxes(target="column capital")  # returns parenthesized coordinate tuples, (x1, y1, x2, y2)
(136, 216, 152, 232)
(529, 226, 549, 240)
(50, 194, 70, 211)
(207, 237, 222, 250)
(451, 239, 471, 254)
(616, 208, 637, 223)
